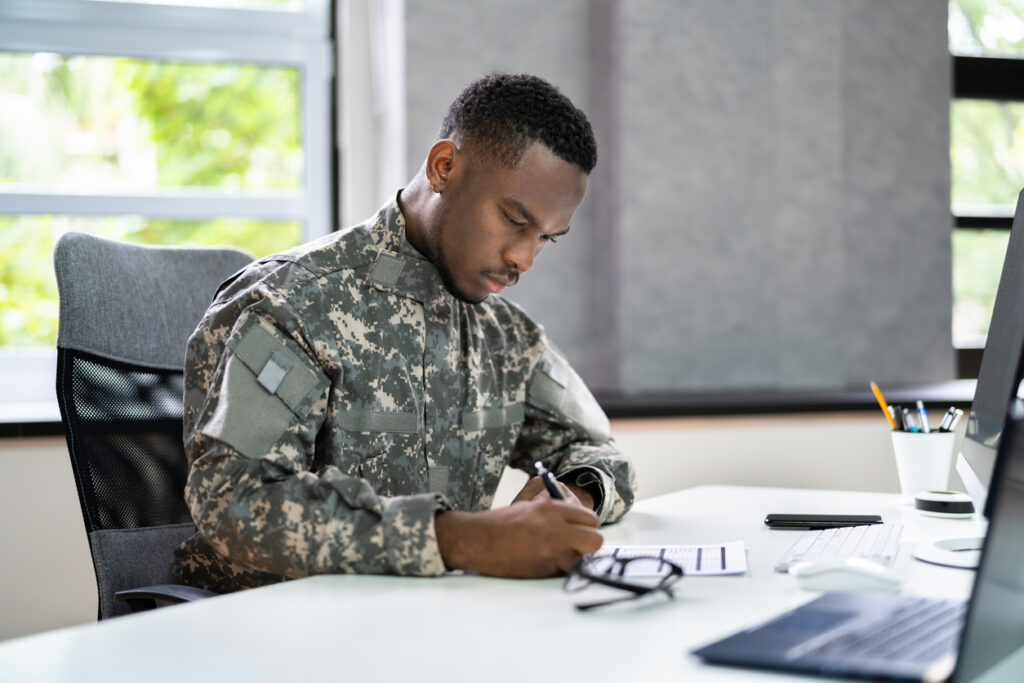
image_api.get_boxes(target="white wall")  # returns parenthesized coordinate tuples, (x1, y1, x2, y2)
(0, 411, 948, 642)
(0, 438, 96, 641)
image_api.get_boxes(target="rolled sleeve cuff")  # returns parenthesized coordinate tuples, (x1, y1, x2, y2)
(557, 466, 614, 523)
(381, 492, 451, 576)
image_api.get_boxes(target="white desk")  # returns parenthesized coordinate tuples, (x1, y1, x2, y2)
(0, 485, 985, 682)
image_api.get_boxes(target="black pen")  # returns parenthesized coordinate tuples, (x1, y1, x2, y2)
(889, 405, 904, 431)
(534, 461, 565, 500)
(938, 406, 958, 432)
(888, 405, 905, 432)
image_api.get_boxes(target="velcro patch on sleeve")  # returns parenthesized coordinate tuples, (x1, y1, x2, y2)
(227, 315, 329, 417)
(257, 352, 292, 394)
(199, 312, 330, 459)
(201, 353, 297, 458)
(527, 347, 611, 443)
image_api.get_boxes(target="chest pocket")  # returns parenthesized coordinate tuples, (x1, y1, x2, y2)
(340, 409, 426, 496)
(461, 404, 525, 510)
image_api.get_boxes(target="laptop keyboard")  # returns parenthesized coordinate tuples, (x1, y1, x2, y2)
(774, 522, 903, 572)
(788, 597, 966, 665)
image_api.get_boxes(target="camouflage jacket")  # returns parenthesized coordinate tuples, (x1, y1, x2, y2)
(169, 196, 636, 592)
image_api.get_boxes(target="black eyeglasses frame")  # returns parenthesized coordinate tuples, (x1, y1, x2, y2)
(564, 554, 684, 611)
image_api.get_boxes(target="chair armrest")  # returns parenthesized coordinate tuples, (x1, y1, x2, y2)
(115, 583, 218, 608)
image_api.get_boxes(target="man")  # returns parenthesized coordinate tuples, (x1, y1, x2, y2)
(170, 73, 636, 592)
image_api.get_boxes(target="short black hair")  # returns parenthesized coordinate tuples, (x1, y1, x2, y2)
(438, 73, 597, 174)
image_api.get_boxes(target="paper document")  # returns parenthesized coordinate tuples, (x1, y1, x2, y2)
(593, 542, 747, 576)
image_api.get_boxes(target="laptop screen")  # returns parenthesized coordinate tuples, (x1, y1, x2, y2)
(954, 398, 1024, 681)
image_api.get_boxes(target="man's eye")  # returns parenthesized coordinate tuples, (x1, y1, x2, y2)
(502, 209, 526, 227)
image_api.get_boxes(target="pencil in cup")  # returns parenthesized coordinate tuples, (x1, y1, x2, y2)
(870, 381, 897, 430)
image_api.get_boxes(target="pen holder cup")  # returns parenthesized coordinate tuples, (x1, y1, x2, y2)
(890, 431, 955, 501)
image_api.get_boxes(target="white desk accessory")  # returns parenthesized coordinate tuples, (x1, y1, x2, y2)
(788, 556, 903, 592)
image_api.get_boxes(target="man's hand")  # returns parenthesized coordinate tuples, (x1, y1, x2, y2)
(434, 497, 602, 578)
(511, 475, 595, 511)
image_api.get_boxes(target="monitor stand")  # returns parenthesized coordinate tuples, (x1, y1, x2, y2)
(912, 537, 984, 569)
(910, 453, 991, 569)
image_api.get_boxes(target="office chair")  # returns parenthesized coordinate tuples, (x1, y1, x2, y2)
(53, 232, 253, 619)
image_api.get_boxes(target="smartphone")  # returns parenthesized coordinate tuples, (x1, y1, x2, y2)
(763, 513, 883, 530)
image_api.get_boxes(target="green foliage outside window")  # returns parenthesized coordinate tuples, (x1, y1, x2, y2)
(0, 53, 301, 190)
(951, 101, 1024, 209)
(0, 215, 301, 347)
(0, 218, 59, 347)
(0, 52, 305, 347)
(104, 0, 302, 9)
(118, 60, 301, 189)
(953, 229, 1012, 346)
(949, 0, 1024, 55)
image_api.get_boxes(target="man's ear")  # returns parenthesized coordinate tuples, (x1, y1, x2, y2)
(425, 139, 458, 192)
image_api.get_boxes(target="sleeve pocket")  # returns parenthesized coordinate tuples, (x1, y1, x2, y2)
(199, 313, 330, 459)
(226, 315, 329, 418)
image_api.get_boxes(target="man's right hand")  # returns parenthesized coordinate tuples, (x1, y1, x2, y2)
(434, 498, 602, 578)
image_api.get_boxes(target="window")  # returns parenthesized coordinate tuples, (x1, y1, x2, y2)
(0, 0, 334, 421)
(949, 0, 1024, 374)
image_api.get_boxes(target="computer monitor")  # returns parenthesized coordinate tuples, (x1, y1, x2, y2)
(915, 187, 1024, 569)
(955, 188, 1024, 518)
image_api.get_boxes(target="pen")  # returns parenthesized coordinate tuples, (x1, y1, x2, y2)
(871, 381, 898, 430)
(947, 408, 965, 432)
(902, 407, 919, 432)
(888, 405, 903, 431)
(938, 406, 958, 432)
(891, 405, 906, 431)
(917, 400, 931, 433)
(534, 461, 565, 500)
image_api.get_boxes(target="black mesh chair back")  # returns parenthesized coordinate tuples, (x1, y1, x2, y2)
(58, 351, 191, 533)
(54, 232, 252, 619)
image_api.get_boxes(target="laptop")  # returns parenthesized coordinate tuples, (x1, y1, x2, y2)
(692, 398, 1024, 682)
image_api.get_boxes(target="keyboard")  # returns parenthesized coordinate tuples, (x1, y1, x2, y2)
(774, 522, 902, 572)
(786, 596, 966, 667)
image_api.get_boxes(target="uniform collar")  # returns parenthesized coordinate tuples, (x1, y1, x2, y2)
(364, 193, 452, 310)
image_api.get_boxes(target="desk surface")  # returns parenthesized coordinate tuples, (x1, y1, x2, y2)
(0, 485, 986, 682)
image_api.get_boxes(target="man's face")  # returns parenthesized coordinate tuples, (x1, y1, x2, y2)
(423, 142, 589, 304)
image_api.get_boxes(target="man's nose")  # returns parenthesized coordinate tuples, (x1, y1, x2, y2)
(503, 235, 538, 273)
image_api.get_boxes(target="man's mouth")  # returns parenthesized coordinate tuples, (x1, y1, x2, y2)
(482, 271, 518, 294)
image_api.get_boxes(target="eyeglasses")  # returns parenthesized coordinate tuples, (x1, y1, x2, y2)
(563, 554, 684, 611)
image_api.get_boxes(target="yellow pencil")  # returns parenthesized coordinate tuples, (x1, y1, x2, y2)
(870, 381, 897, 430)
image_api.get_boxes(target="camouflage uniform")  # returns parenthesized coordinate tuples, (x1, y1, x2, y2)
(169, 196, 636, 592)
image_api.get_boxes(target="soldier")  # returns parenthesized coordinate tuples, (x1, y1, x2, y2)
(170, 73, 637, 592)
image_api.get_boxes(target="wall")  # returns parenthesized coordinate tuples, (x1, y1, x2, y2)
(0, 438, 95, 641)
(403, 0, 953, 394)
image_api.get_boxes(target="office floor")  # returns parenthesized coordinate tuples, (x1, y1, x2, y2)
(0, 411, 913, 642)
